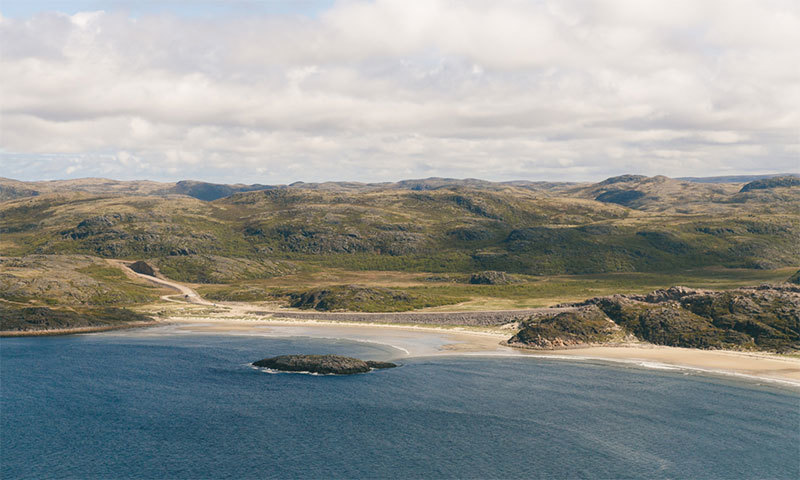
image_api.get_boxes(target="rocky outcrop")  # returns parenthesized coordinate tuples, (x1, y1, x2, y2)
(128, 260, 156, 276)
(788, 270, 800, 285)
(552, 284, 800, 352)
(469, 271, 513, 285)
(508, 305, 630, 349)
(252, 354, 397, 375)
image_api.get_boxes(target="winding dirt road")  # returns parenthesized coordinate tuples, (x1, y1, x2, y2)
(107, 259, 213, 305)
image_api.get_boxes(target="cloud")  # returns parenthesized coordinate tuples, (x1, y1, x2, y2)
(1, 0, 798, 183)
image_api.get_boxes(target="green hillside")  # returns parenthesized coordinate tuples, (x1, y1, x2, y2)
(1, 175, 798, 283)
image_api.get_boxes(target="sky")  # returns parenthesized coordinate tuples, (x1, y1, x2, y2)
(1, 0, 798, 184)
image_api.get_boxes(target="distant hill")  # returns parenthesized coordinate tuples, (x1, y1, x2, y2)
(0, 176, 572, 201)
(2, 174, 798, 280)
(739, 176, 800, 193)
(5, 174, 797, 203)
(678, 173, 799, 184)
(0, 177, 171, 200)
(168, 180, 275, 201)
(561, 175, 740, 212)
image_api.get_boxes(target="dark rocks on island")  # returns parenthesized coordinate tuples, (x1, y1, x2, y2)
(252, 354, 397, 375)
(128, 260, 156, 276)
(469, 271, 513, 285)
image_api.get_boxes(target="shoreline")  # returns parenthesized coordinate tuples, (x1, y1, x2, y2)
(158, 316, 800, 388)
(4, 315, 800, 388)
(0, 321, 161, 337)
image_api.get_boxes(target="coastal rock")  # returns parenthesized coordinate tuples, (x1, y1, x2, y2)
(553, 284, 799, 352)
(507, 305, 629, 349)
(252, 354, 397, 375)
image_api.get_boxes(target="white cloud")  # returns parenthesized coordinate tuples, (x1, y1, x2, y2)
(0, 0, 798, 183)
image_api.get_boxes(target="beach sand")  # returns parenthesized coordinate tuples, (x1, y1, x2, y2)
(135, 315, 800, 388)
(525, 346, 800, 387)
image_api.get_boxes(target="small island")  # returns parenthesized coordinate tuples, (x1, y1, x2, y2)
(252, 354, 397, 375)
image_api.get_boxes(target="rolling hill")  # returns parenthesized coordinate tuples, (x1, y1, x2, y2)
(2, 174, 798, 281)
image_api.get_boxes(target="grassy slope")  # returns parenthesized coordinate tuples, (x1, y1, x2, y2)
(196, 267, 796, 310)
(0, 255, 162, 306)
(0, 255, 164, 333)
(2, 180, 798, 277)
(0, 176, 798, 315)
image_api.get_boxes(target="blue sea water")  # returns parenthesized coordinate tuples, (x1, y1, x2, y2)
(1, 333, 799, 479)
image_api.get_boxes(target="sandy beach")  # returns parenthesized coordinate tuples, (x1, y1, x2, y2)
(129, 314, 800, 388)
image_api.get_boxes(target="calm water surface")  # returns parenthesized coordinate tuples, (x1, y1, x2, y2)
(2, 333, 798, 479)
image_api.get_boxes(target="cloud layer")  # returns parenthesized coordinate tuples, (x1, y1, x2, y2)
(1, 0, 798, 183)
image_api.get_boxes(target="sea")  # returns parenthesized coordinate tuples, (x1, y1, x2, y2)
(2, 332, 798, 479)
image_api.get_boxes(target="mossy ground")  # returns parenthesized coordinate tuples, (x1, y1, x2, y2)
(196, 266, 796, 311)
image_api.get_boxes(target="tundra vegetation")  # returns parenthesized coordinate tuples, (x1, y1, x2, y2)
(1, 174, 798, 351)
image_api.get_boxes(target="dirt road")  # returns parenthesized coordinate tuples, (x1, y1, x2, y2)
(107, 259, 213, 305)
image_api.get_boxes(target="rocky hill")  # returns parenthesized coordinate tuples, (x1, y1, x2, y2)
(508, 306, 631, 348)
(740, 176, 800, 192)
(2, 175, 798, 281)
(509, 285, 800, 352)
(0, 255, 162, 305)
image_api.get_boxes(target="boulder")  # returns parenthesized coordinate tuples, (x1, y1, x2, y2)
(128, 260, 156, 276)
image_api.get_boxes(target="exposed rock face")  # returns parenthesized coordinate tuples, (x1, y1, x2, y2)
(642, 286, 704, 303)
(252, 354, 397, 375)
(469, 271, 513, 285)
(789, 270, 800, 285)
(128, 260, 156, 276)
(547, 284, 800, 352)
(508, 305, 629, 349)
